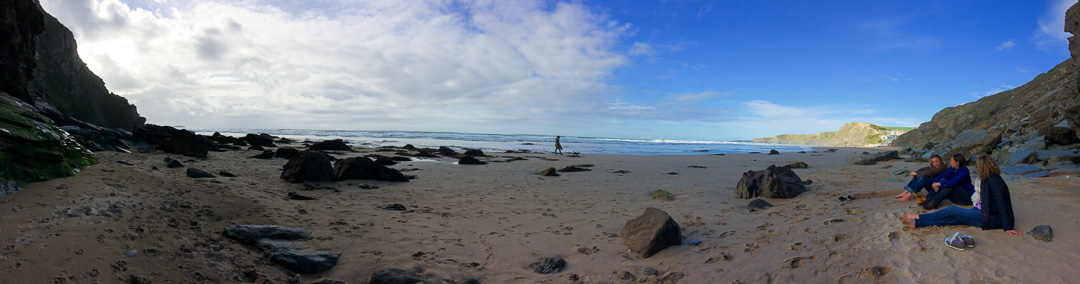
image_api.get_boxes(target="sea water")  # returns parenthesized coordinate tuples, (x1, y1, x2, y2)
(194, 129, 811, 155)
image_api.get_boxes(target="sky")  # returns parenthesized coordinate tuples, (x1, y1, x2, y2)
(39, 0, 1080, 141)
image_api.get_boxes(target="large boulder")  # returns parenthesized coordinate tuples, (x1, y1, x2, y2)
(309, 139, 351, 151)
(281, 151, 336, 183)
(619, 207, 681, 258)
(458, 156, 487, 165)
(735, 165, 807, 199)
(244, 133, 276, 147)
(854, 150, 900, 165)
(1008, 149, 1039, 166)
(333, 157, 408, 182)
(275, 147, 300, 159)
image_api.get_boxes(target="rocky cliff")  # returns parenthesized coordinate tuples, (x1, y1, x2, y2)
(1, 0, 145, 196)
(891, 2, 1080, 169)
(753, 122, 890, 146)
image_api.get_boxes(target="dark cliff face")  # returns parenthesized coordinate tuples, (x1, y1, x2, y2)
(0, 0, 44, 102)
(892, 2, 1080, 159)
(30, 11, 145, 131)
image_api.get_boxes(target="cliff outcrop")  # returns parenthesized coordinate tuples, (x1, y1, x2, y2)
(891, 2, 1080, 168)
(754, 122, 891, 146)
(0, 0, 145, 196)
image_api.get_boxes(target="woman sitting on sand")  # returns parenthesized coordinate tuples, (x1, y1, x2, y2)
(895, 155, 947, 202)
(900, 155, 1022, 236)
(919, 154, 974, 210)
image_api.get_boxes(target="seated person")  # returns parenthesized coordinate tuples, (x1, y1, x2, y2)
(895, 154, 947, 202)
(899, 155, 1022, 236)
(920, 154, 974, 209)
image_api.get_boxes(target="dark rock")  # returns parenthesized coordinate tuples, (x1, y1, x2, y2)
(303, 182, 336, 191)
(557, 166, 591, 172)
(891, 169, 909, 175)
(1036, 150, 1080, 162)
(458, 156, 487, 165)
(862, 151, 870, 155)
(263, 246, 339, 274)
(115, 160, 134, 166)
(369, 269, 450, 284)
(287, 192, 316, 200)
(540, 167, 559, 176)
(403, 144, 417, 150)
(1028, 225, 1053, 242)
(643, 267, 659, 276)
(1050, 164, 1080, 176)
(391, 156, 412, 162)
(854, 150, 900, 165)
(463, 149, 486, 156)
(1016, 136, 1048, 152)
(334, 157, 408, 182)
(619, 207, 681, 258)
(768, 149, 780, 155)
(252, 150, 274, 159)
(309, 139, 351, 151)
(218, 171, 236, 177)
(382, 204, 406, 211)
(164, 157, 184, 168)
(222, 225, 312, 245)
(1002, 165, 1042, 176)
(788, 161, 809, 169)
(1022, 171, 1051, 178)
(825, 149, 838, 153)
(1008, 149, 1039, 166)
(275, 147, 299, 159)
(527, 257, 567, 274)
(735, 165, 807, 199)
(438, 146, 457, 156)
(746, 199, 774, 213)
(372, 156, 397, 165)
(186, 168, 215, 178)
(281, 151, 337, 183)
(248, 145, 266, 151)
(244, 133, 276, 147)
(157, 129, 210, 158)
(1046, 120, 1080, 145)
(414, 149, 437, 157)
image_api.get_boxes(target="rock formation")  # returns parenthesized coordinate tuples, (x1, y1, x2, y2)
(754, 122, 903, 146)
(619, 207, 681, 258)
(735, 165, 807, 199)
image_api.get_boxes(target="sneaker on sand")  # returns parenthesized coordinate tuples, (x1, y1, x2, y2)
(959, 234, 975, 248)
(944, 232, 967, 251)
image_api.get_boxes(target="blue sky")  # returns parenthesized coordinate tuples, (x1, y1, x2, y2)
(41, 0, 1078, 141)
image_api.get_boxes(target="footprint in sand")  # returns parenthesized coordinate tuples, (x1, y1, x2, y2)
(782, 255, 816, 268)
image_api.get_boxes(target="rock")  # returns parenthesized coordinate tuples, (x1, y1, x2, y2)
(642, 267, 659, 276)
(458, 156, 487, 165)
(252, 150, 274, 159)
(164, 157, 184, 168)
(1016, 136, 1048, 152)
(735, 165, 807, 199)
(1050, 164, 1080, 176)
(787, 161, 809, 169)
(651, 190, 675, 201)
(438, 146, 457, 156)
(527, 257, 567, 274)
(248, 145, 266, 151)
(825, 149, 838, 152)
(403, 144, 417, 150)
(619, 207, 681, 258)
(891, 168, 909, 175)
(382, 204, 406, 211)
(281, 151, 337, 183)
(1036, 150, 1079, 162)
(275, 147, 300, 159)
(186, 168, 215, 178)
(1046, 120, 1080, 145)
(768, 149, 780, 155)
(854, 150, 899, 165)
(557, 166, 590, 172)
(1008, 149, 1039, 166)
(540, 167, 559, 176)
(369, 269, 451, 284)
(309, 139, 351, 151)
(463, 149, 486, 156)
(371, 156, 396, 165)
(260, 242, 340, 274)
(218, 171, 236, 177)
(1028, 225, 1053, 242)
(1022, 171, 1051, 178)
(746, 199, 773, 213)
(157, 129, 210, 158)
(244, 133, 276, 147)
(1002, 165, 1042, 176)
(223, 225, 312, 245)
(334, 157, 408, 182)
(287, 192, 316, 200)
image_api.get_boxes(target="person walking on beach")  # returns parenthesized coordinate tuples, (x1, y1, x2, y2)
(919, 154, 975, 210)
(895, 155, 947, 202)
(554, 136, 563, 155)
(899, 155, 1022, 236)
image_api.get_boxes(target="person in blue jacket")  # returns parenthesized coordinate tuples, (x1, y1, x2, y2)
(919, 154, 974, 210)
(900, 155, 1022, 236)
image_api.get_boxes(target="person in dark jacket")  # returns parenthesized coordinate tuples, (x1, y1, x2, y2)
(919, 154, 975, 209)
(895, 154, 947, 202)
(899, 155, 1022, 236)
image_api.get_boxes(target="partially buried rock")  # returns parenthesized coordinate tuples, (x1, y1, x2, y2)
(219, 171, 237, 177)
(164, 157, 184, 168)
(464, 149, 485, 156)
(252, 150, 274, 159)
(186, 168, 215, 178)
(382, 204, 407, 211)
(1028, 225, 1053, 242)
(438, 146, 457, 156)
(746, 199, 774, 213)
(261, 245, 340, 274)
(334, 157, 409, 182)
(540, 167, 559, 176)
(458, 155, 487, 165)
(281, 151, 337, 183)
(370, 269, 452, 284)
(769, 149, 780, 155)
(527, 257, 567, 274)
(558, 166, 591, 172)
(309, 139, 351, 151)
(854, 150, 900, 165)
(223, 225, 312, 245)
(735, 165, 807, 199)
(788, 161, 808, 169)
(288, 192, 316, 200)
(275, 147, 300, 159)
(619, 207, 681, 258)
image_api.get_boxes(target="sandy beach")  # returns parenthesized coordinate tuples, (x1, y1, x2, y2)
(2, 144, 1079, 283)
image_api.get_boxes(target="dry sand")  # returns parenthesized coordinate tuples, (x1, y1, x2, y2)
(2, 144, 1079, 283)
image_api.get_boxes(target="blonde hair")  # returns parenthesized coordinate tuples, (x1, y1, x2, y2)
(976, 154, 1001, 181)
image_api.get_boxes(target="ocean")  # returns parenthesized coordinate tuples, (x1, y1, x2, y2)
(194, 129, 811, 156)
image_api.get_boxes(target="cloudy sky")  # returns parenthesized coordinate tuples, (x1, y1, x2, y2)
(40, 0, 1078, 141)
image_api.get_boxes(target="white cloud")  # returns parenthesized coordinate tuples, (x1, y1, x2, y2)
(1033, 0, 1078, 53)
(40, 0, 632, 131)
(996, 39, 1016, 51)
(970, 83, 1018, 98)
(629, 42, 654, 56)
(719, 100, 919, 138)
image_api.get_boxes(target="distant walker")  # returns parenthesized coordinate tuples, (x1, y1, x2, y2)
(555, 136, 564, 155)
